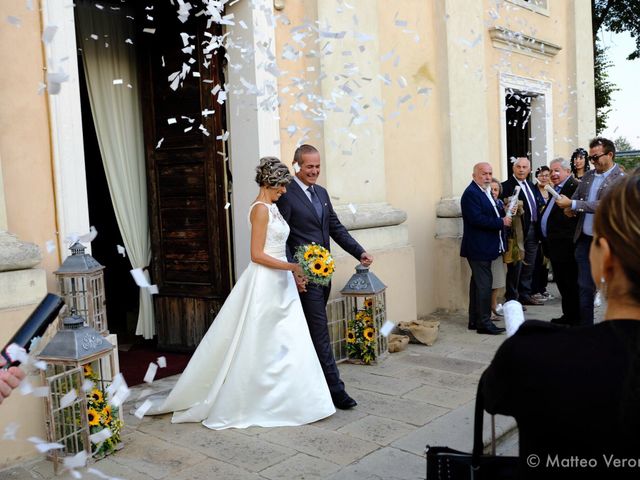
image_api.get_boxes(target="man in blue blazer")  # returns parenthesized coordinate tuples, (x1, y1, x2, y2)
(461, 163, 510, 334)
(277, 144, 373, 409)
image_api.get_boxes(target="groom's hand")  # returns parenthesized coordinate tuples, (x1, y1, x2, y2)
(360, 252, 373, 267)
(294, 273, 307, 292)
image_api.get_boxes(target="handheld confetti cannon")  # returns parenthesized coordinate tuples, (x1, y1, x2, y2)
(506, 186, 521, 218)
(1, 293, 64, 366)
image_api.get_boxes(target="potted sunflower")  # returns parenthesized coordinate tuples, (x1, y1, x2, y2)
(346, 298, 377, 364)
(84, 363, 124, 459)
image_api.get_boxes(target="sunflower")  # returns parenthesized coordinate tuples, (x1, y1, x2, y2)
(303, 248, 314, 260)
(364, 298, 373, 309)
(83, 364, 94, 377)
(346, 330, 356, 343)
(311, 261, 324, 275)
(90, 389, 103, 403)
(101, 405, 113, 425)
(87, 407, 100, 426)
(363, 327, 375, 342)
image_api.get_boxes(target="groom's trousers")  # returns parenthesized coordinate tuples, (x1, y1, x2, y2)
(299, 284, 345, 396)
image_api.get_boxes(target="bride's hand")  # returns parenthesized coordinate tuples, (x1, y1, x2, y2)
(292, 263, 304, 278)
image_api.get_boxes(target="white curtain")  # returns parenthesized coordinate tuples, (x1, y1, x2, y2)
(76, 2, 155, 338)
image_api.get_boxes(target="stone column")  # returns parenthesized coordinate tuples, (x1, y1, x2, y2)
(227, 0, 282, 275)
(311, 0, 417, 325)
(432, 0, 491, 311)
(0, 152, 48, 467)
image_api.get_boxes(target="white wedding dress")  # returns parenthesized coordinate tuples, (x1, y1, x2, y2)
(145, 201, 335, 429)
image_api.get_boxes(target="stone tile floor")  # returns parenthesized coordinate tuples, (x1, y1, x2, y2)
(1, 284, 585, 480)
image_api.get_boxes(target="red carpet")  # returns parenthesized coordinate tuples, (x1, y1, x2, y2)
(117, 345, 191, 387)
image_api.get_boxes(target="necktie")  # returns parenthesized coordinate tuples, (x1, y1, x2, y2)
(308, 186, 323, 219)
(522, 182, 538, 222)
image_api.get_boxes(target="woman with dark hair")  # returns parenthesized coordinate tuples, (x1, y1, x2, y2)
(146, 157, 335, 429)
(481, 172, 640, 478)
(570, 147, 589, 179)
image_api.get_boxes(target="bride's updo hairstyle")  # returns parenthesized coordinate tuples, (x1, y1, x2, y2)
(593, 172, 640, 303)
(255, 156, 292, 187)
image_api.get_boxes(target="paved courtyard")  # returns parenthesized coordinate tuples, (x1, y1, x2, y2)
(2, 286, 592, 480)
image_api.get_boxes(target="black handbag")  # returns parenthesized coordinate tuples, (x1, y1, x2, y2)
(425, 379, 518, 479)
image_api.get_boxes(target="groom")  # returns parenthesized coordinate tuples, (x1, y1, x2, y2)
(277, 144, 373, 410)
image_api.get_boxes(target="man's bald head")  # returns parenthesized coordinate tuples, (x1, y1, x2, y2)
(472, 162, 493, 188)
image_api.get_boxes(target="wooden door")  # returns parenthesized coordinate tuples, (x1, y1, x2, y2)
(137, 3, 232, 351)
(505, 91, 532, 178)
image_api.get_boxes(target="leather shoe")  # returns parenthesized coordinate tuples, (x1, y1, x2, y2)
(550, 317, 571, 326)
(520, 296, 544, 306)
(477, 324, 506, 335)
(332, 392, 357, 410)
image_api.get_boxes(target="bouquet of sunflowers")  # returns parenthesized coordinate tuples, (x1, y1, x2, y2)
(84, 364, 123, 458)
(294, 243, 335, 286)
(346, 298, 377, 364)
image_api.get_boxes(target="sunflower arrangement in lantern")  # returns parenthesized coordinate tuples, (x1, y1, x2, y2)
(346, 297, 377, 364)
(294, 243, 335, 286)
(84, 364, 123, 458)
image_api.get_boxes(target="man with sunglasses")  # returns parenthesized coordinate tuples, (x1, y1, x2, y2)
(555, 137, 625, 325)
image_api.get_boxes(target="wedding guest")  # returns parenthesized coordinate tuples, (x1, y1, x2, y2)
(461, 163, 508, 335)
(489, 178, 507, 320)
(570, 148, 589, 180)
(531, 166, 551, 301)
(501, 157, 542, 306)
(556, 137, 625, 326)
(0, 357, 26, 405)
(482, 172, 640, 479)
(540, 158, 580, 326)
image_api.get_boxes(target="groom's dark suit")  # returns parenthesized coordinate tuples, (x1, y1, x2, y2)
(277, 178, 365, 396)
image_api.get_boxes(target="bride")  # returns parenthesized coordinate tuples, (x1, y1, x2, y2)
(145, 157, 335, 429)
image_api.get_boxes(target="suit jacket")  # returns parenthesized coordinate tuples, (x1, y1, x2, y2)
(540, 176, 579, 262)
(460, 181, 505, 261)
(570, 164, 625, 242)
(277, 180, 365, 264)
(501, 176, 537, 235)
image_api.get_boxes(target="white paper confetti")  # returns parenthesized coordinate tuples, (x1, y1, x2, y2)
(156, 356, 167, 368)
(143, 363, 158, 384)
(156, 137, 165, 149)
(6, 344, 28, 364)
(63, 450, 88, 470)
(380, 320, 395, 337)
(3, 422, 19, 441)
(167, 118, 177, 125)
(60, 389, 78, 409)
(116, 245, 126, 257)
(134, 399, 153, 419)
(89, 428, 112, 445)
(112, 79, 123, 85)
(45, 240, 56, 253)
(28, 437, 64, 453)
(348, 203, 357, 214)
(224, 202, 231, 210)
(6, 16, 21, 27)
(42, 25, 58, 44)
(143, 28, 156, 34)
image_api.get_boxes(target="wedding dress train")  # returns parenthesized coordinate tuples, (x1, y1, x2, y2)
(146, 202, 335, 429)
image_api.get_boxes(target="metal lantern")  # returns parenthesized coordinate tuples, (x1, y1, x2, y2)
(37, 311, 116, 473)
(340, 265, 388, 362)
(54, 242, 108, 335)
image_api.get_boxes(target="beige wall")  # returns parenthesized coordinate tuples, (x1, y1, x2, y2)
(0, 0, 60, 291)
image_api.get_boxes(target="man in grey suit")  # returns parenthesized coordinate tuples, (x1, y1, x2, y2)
(556, 137, 625, 325)
(277, 144, 373, 409)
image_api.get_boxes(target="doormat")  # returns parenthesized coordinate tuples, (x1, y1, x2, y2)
(117, 345, 192, 387)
